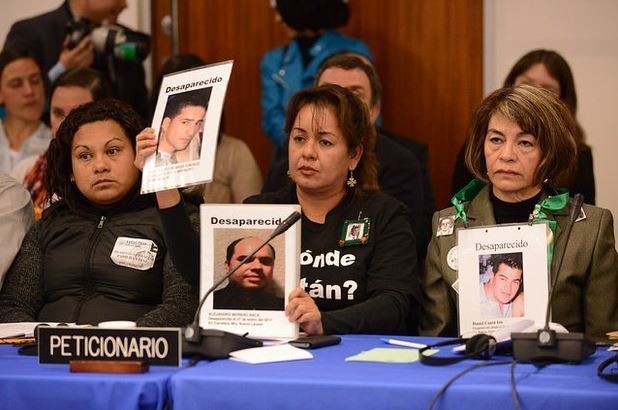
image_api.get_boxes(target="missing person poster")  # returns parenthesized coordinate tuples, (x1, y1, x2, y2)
(200, 204, 301, 339)
(457, 223, 550, 336)
(141, 60, 233, 193)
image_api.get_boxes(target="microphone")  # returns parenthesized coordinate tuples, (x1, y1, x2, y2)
(512, 194, 595, 363)
(182, 211, 302, 360)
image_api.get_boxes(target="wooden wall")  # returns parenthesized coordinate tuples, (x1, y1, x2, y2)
(150, 0, 483, 209)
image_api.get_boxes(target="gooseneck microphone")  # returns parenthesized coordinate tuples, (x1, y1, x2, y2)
(512, 194, 595, 363)
(540, 194, 584, 340)
(182, 211, 301, 360)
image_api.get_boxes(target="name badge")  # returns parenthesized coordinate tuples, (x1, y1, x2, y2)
(111, 237, 158, 271)
(38, 326, 181, 366)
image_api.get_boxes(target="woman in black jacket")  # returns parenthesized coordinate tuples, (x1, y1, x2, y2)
(0, 99, 197, 327)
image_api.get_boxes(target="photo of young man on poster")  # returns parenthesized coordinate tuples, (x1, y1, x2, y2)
(155, 87, 211, 166)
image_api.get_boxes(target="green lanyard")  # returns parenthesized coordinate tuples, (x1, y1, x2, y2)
(530, 188, 570, 267)
(451, 179, 486, 227)
(451, 180, 569, 265)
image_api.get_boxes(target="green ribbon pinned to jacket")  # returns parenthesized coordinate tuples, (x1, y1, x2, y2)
(451, 179, 570, 265)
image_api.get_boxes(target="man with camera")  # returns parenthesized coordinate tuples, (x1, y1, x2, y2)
(4, 0, 150, 119)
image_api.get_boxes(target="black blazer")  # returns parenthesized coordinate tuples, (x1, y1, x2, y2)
(4, 1, 150, 119)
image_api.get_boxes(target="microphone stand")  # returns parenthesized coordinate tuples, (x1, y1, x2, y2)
(182, 211, 302, 360)
(512, 194, 595, 363)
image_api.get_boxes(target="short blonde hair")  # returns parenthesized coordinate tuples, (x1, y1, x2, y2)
(465, 85, 578, 188)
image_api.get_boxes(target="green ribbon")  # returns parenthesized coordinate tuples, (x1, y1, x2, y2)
(450, 181, 569, 266)
(530, 188, 570, 267)
(450, 179, 487, 226)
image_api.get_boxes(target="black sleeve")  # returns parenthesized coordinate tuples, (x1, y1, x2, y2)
(0, 224, 43, 322)
(570, 148, 596, 205)
(157, 201, 200, 287)
(376, 140, 429, 259)
(136, 242, 198, 327)
(321, 202, 420, 335)
(261, 156, 290, 194)
(451, 144, 474, 197)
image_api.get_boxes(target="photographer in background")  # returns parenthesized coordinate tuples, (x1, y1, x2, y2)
(4, 0, 150, 119)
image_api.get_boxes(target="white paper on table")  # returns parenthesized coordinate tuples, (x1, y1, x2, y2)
(0, 322, 83, 339)
(229, 343, 313, 364)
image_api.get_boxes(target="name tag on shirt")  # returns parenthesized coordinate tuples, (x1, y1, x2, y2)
(110, 237, 158, 271)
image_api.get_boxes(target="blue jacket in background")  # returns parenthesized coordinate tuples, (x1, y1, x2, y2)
(260, 31, 373, 150)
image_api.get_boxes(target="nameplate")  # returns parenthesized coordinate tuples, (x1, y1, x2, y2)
(38, 326, 181, 366)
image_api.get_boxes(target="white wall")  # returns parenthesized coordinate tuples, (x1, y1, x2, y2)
(0, 0, 152, 88)
(484, 0, 618, 242)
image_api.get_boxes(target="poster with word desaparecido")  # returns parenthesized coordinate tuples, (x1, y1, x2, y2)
(457, 223, 550, 337)
(200, 204, 301, 339)
(141, 60, 233, 193)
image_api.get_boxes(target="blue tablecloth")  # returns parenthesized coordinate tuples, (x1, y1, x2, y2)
(0, 344, 179, 410)
(1, 335, 616, 409)
(169, 335, 618, 410)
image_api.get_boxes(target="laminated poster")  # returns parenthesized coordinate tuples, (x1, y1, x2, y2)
(141, 60, 233, 193)
(200, 204, 301, 339)
(457, 223, 550, 336)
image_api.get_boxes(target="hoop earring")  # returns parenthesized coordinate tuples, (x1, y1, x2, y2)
(346, 170, 357, 188)
(286, 170, 291, 178)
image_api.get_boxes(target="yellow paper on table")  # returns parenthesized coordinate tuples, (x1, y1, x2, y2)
(345, 347, 437, 363)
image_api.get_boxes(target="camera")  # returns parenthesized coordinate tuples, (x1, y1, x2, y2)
(65, 19, 92, 49)
(65, 19, 150, 63)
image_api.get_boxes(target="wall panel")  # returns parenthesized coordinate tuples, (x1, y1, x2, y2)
(150, 0, 483, 208)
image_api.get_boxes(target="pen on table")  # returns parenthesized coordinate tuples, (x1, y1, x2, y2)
(380, 338, 427, 349)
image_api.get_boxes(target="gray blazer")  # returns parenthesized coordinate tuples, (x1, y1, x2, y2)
(421, 185, 618, 342)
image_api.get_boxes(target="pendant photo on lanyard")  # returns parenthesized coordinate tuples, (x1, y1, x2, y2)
(339, 218, 370, 247)
(436, 215, 455, 237)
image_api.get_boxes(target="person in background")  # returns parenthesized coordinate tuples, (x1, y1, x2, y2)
(136, 85, 420, 335)
(0, 172, 34, 290)
(452, 49, 595, 204)
(262, 53, 434, 258)
(422, 85, 617, 342)
(261, 0, 373, 156)
(4, 0, 150, 119)
(248, 84, 419, 335)
(11, 68, 110, 218)
(152, 53, 263, 204)
(0, 48, 51, 175)
(0, 99, 197, 326)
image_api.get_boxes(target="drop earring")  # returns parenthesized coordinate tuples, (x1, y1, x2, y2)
(346, 170, 357, 188)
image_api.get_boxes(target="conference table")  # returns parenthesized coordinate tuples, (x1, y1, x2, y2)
(169, 335, 618, 410)
(0, 344, 177, 410)
(1, 335, 616, 410)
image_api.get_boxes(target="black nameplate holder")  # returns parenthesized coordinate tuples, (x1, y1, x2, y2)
(38, 326, 182, 366)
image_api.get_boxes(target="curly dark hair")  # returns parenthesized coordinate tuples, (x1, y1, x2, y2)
(44, 98, 146, 211)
